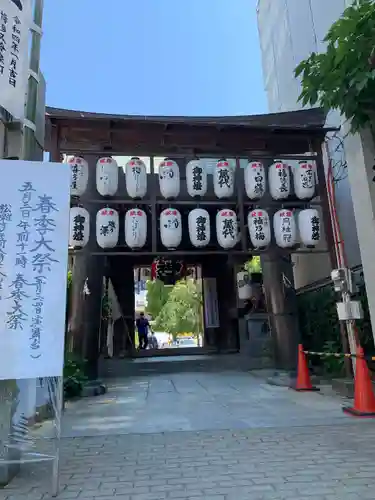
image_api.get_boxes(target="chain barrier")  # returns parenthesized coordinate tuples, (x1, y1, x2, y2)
(303, 350, 375, 361)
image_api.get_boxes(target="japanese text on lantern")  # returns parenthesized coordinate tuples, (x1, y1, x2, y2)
(100, 209, 116, 237)
(276, 164, 288, 193)
(161, 163, 174, 178)
(252, 211, 266, 241)
(222, 217, 235, 238)
(0, 203, 12, 300)
(192, 165, 203, 192)
(70, 157, 82, 191)
(130, 211, 140, 240)
(252, 164, 264, 196)
(311, 215, 320, 241)
(301, 164, 314, 190)
(164, 210, 179, 229)
(73, 212, 85, 243)
(218, 168, 230, 188)
(196, 215, 207, 241)
(280, 211, 293, 244)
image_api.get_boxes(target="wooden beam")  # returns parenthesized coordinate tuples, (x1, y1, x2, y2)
(70, 249, 330, 256)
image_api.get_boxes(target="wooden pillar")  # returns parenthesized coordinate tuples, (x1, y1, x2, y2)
(69, 155, 104, 379)
(81, 255, 105, 379)
(109, 257, 135, 356)
(261, 251, 300, 373)
(216, 257, 239, 351)
(202, 255, 238, 352)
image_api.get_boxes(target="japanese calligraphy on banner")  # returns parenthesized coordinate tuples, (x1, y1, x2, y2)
(0, 160, 70, 380)
(0, 0, 33, 119)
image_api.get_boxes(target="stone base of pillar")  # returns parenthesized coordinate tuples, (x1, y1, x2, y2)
(267, 370, 297, 388)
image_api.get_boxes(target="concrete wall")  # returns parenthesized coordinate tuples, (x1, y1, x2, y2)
(257, 0, 361, 287)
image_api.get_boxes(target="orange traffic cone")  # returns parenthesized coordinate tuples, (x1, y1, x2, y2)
(295, 344, 319, 392)
(343, 345, 375, 417)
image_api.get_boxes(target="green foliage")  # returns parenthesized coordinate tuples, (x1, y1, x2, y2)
(145, 279, 172, 318)
(63, 353, 87, 399)
(297, 277, 375, 375)
(244, 256, 262, 274)
(154, 279, 203, 339)
(298, 285, 340, 353)
(297, 285, 342, 374)
(321, 339, 345, 375)
(101, 291, 111, 321)
(295, 0, 375, 131)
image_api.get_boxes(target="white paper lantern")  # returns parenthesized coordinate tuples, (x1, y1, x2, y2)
(96, 208, 119, 249)
(216, 209, 238, 249)
(237, 271, 252, 300)
(293, 160, 316, 200)
(244, 161, 266, 199)
(125, 208, 147, 248)
(125, 157, 147, 199)
(96, 157, 118, 196)
(273, 209, 297, 248)
(188, 208, 210, 247)
(268, 161, 290, 200)
(186, 159, 208, 197)
(69, 156, 88, 196)
(214, 159, 234, 198)
(69, 206, 90, 248)
(160, 208, 182, 248)
(248, 209, 271, 249)
(298, 208, 321, 247)
(158, 159, 180, 199)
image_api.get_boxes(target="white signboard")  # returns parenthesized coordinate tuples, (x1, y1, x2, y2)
(0, 0, 33, 119)
(0, 160, 70, 380)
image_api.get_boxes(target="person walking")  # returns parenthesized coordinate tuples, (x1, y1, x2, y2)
(136, 312, 150, 350)
(148, 330, 159, 350)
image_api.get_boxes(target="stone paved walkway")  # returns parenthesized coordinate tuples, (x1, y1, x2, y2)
(3, 371, 375, 499)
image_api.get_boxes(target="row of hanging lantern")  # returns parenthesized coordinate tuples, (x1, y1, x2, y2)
(69, 206, 321, 250)
(68, 156, 316, 201)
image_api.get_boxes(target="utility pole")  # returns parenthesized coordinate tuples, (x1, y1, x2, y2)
(21, 0, 44, 160)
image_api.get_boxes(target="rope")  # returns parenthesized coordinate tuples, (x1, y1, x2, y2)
(303, 350, 375, 361)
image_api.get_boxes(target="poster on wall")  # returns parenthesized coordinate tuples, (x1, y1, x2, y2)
(0, 0, 33, 119)
(0, 160, 70, 380)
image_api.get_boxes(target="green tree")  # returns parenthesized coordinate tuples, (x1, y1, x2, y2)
(294, 0, 375, 132)
(145, 279, 172, 319)
(154, 280, 203, 339)
(244, 256, 262, 274)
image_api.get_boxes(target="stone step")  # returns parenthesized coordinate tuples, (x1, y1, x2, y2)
(98, 353, 274, 378)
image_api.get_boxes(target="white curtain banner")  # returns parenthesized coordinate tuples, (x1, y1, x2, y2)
(0, 160, 70, 380)
(0, 0, 33, 119)
(203, 277, 220, 328)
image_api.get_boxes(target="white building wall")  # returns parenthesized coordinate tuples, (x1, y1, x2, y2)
(257, 0, 361, 288)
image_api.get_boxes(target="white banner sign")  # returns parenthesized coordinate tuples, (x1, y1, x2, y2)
(0, 0, 33, 119)
(0, 160, 70, 380)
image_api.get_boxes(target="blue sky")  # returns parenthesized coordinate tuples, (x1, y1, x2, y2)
(41, 0, 267, 116)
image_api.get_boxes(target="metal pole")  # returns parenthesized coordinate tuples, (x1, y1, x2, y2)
(21, 0, 44, 160)
(343, 290, 357, 373)
(51, 376, 63, 497)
